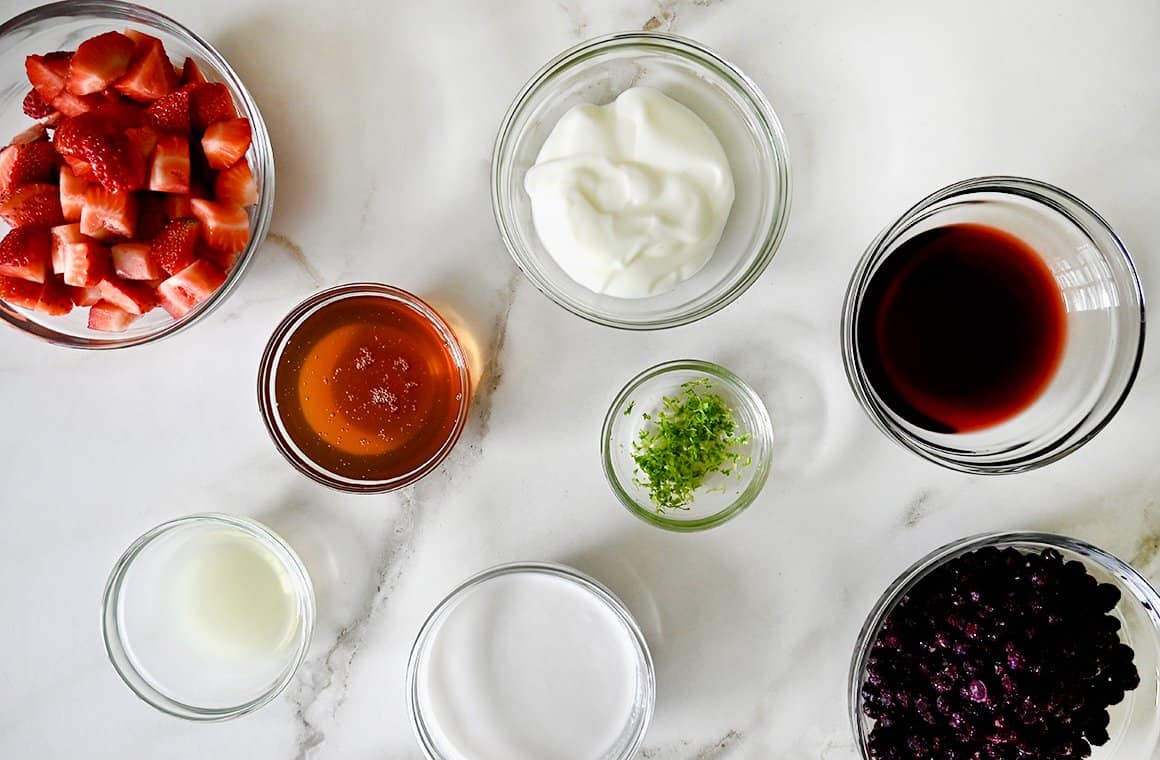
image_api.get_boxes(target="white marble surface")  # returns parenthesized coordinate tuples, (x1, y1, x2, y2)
(2, 0, 1160, 757)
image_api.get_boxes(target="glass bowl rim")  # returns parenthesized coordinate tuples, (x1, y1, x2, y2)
(601, 358, 774, 532)
(256, 282, 473, 494)
(491, 30, 792, 331)
(840, 174, 1146, 474)
(100, 512, 315, 721)
(405, 560, 656, 760)
(0, 0, 275, 350)
(847, 530, 1160, 758)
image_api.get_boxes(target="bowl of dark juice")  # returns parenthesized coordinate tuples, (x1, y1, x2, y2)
(842, 176, 1144, 473)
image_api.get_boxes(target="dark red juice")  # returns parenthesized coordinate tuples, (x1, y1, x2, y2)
(857, 223, 1067, 433)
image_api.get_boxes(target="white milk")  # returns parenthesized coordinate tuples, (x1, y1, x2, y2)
(416, 571, 642, 759)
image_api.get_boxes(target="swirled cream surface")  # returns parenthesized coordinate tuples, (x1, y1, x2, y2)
(524, 87, 735, 299)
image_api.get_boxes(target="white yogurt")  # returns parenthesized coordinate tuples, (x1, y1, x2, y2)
(524, 86, 735, 298)
(414, 569, 647, 760)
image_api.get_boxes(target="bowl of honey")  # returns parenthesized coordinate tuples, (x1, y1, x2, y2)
(258, 284, 472, 493)
(841, 176, 1144, 474)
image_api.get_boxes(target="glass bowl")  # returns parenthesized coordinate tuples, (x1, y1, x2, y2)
(602, 359, 773, 531)
(0, 0, 274, 349)
(849, 532, 1160, 759)
(257, 283, 472, 494)
(102, 513, 314, 721)
(841, 176, 1145, 473)
(492, 32, 791, 330)
(406, 562, 655, 760)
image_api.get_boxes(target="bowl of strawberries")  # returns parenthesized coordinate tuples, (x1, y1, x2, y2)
(0, 0, 273, 347)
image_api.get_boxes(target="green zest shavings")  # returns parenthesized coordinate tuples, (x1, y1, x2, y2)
(630, 378, 751, 513)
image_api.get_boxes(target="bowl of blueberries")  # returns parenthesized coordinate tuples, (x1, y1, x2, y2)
(850, 532, 1160, 759)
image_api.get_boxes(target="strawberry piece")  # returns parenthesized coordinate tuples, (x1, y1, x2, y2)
(190, 83, 236, 130)
(112, 242, 162, 280)
(50, 223, 85, 274)
(114, 36, 177, 103)
(81, 185, 138, 239)
(59, 165, 88, 222)
(157, 258, 225, 318)
(179, 57, 207, 86)
(201, 118, 251, 170)
(51, 90, 102, 117)
(61, 238, 110, 287)
(70, 284, 102, 306)
(35, 276, 73, 315)
(148, 133, 190, 193)
(54, 113, 145, 191)
(162, 193, 193, 218)
(125, 125, 159, 163)
(91, 94, 146, 129)
(123, 29, 163, 55)
(67, 32, 135, 95)
(190, 198, 249, 252)
(97, 275, 156, 315)
(150, 217, 199, 275)
(62, 156, 96, 183)
(25, 52, 72, 102)
(0, 183, 65, 228)
(11, 125, 47, 146)
(0, 227, 50, 283)
(136, 192, 168, 239)
(88, 299, 138, 331)
(214, 159, 258, 207)
(23, 89, 54, 119)
(198, 245, 240, 273)
(144, 84, 193, 133)
(0, 275, 43, 308)
(0, 140, 57, 195)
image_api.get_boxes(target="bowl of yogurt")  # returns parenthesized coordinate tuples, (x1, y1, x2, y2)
(493, 32, 791, 329)
(407, 562, 655, 760)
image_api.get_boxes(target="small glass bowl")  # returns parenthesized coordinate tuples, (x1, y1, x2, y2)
(0, 1, 274, 349)
(841, 176, 1145, 473)
(849, 532, 1160, 759)
(407, 562, 655, 760)
(492, 32, 791, 330)
(102, 513, 314, 721)
(602, 359, 773, 531)
(257, 283, 472, 494)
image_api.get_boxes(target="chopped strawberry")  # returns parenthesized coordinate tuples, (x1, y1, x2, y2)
(11, 125, 47, 146)
(91, 93, 146, 129)
(0, 227, 50, 283)
(26, 52, 72, 102)
(190, 83, 236, 130)
(61, 238, 110, 287)
(62, 156, 96, 183)
(201, 118, 251, 170)
(70, 284, 102, 306)
(23, 89, 54, 119)
(123, 29, 163, 56)
(157, 258, 225, 318)
(112, 242, 162, 280)
(136, 192, 168, 239)
(114, 36, 176, 103)
(54, 113, 145, 191)
(179, 57, 207, 86)
(35, 276, 73, 315)
(214, 159, 258, 207)
(81, 185, 138, 239)
(144, 84, 193, 133)
(97, 275, 156, 314)
(59, 165, 88, 222)
(50, 223, 86, 274)
(0, 275, 43, 308)
(88, 299, 138, 331)
(0, 140, 57, 195)
(67, 32, 135, 95)
(198, 245, 240, 272)
(0, 183, 64, 228)
(148, 134, 190, 193)
(150, 217, 199, 274)
(51, 89, 102, 117)
(190, 198, 249, 252)
(125, 125, 159, 162)
(162, 193, 193, 218)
